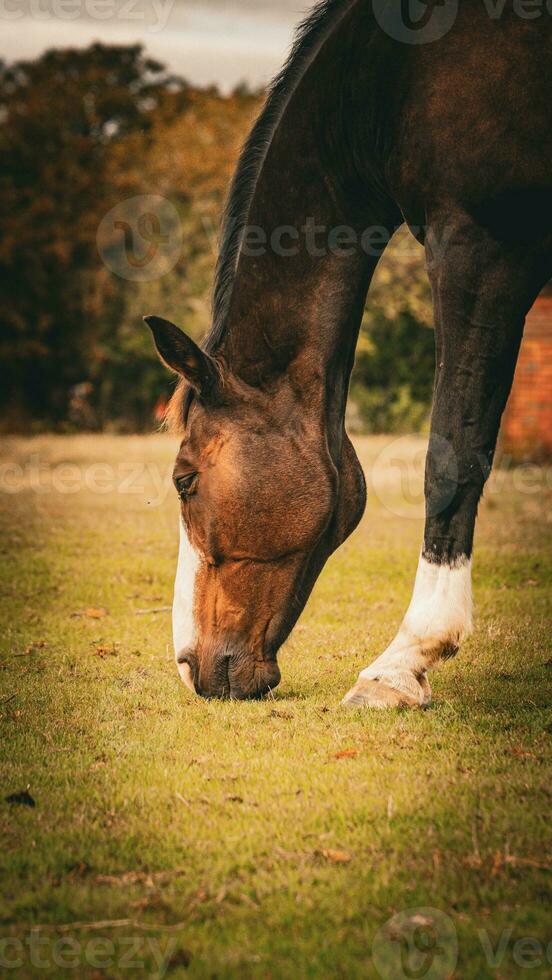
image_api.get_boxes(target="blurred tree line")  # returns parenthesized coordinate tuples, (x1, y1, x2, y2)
(0, 44, 434, 433)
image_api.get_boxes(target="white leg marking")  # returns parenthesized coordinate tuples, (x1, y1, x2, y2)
(173, 518, 201, 692)
(343, 555, 473, 707)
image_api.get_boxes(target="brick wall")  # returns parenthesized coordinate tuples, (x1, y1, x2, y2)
(502, 292, 552, 460)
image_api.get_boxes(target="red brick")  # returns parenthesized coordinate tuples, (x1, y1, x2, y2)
(502, 286, 552, 459)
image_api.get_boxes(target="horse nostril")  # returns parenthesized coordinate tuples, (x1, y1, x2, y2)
(200, 652, 232, 699)
(176, 651, 200, 694)
(215, 652, 231, 698)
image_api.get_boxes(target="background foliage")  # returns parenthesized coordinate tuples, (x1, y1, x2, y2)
(0, 44, 434, 433)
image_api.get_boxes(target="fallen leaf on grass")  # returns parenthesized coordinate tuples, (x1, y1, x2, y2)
(5, 789, 36, 807)
(508, 746, 539, 760)
(505, 854, 552, 871)
(8, 640, 48, 658)
(273, 846, 300, 861)
(465, 851, 552, 875)
(224, 794, 259, 807)
(491, 851, 503, 877)
(129, 892, 168, 913)
(134, 606, 171, 616)
(91, 644, 119, 658)
(269, 708, 293, 720)
(238, 891, 261, 909)
(194, 886, 209, 904)
(23, 640, 48, 655)
(334, 748, 358, 759)
(316, 848, 352, 864)
(71, 608, 107, 619)
(95, 868, 186, 887)
(385, 912, 437, 940)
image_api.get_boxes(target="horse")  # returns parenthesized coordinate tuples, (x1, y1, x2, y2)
(146, 0, 552, 705)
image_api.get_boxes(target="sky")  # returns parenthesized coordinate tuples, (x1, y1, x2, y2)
(0, 0, 319, 91)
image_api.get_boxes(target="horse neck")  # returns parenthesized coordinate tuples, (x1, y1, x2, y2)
(220, 214, 377, 426)
(212, 4, 396, 433)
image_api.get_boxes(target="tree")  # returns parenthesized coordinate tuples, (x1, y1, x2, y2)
(0, 45, 187, 427)
(0, 43, 434, 433)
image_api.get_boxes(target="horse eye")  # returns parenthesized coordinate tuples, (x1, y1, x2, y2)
(175, 473, 198, 498)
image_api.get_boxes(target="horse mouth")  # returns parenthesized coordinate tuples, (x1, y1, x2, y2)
(176, 650, 280, 700)
(227, 653, 281, 700)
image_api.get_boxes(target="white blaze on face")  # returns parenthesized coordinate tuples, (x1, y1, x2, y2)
(359, 554, 473, 693)
(173, 517, 201, 692)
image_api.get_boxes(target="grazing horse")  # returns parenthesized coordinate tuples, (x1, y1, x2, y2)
(146, 0, 552, 705)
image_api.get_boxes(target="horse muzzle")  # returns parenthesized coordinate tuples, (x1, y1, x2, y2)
(176, 647, 281, 700)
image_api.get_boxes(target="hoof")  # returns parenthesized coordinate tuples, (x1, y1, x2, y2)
(341, 678, 423, 709)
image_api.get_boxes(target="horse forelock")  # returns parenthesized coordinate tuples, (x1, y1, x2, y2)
(163, 379, 189, 434)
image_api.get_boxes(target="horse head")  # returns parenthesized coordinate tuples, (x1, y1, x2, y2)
(146, 315, 366, 699)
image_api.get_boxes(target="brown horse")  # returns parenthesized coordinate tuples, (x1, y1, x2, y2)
(146, 0, 552, 704)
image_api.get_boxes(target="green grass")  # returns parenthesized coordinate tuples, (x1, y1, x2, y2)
(1, 434, 551, 979)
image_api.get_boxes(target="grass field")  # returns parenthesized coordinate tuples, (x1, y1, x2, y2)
(1, 434, 552, 979)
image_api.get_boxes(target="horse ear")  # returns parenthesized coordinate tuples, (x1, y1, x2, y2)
(144, 316, 219, 397)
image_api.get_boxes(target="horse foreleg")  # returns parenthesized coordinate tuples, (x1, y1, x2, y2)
(343, 210, 551, 708)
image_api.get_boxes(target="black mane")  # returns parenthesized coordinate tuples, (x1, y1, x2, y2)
(205, 0, 354, 353)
